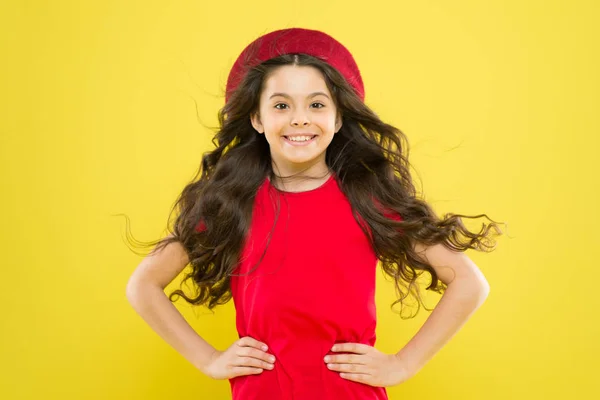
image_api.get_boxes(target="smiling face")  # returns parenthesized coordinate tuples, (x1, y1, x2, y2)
(250, 65, 343, 177)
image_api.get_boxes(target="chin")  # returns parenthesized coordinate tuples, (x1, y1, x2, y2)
(283, 156, 319, 165)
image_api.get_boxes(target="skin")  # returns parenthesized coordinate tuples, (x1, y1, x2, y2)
(250, 65, 343, 192)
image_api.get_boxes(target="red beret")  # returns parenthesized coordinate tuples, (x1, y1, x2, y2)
(225, 28, 365, 103)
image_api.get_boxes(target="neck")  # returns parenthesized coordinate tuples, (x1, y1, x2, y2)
(269, 163, 332, 192)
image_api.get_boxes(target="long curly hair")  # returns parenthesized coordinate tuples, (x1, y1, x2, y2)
(121, 53, 504, 319)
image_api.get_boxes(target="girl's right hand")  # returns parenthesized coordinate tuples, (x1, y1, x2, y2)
(204, 336, 276, 380)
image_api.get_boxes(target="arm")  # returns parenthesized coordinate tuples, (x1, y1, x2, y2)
(396, 241, 490, 376)
(125, 235, 217, 375)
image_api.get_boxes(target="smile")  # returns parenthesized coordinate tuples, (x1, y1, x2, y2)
(282, 135, 317, 146)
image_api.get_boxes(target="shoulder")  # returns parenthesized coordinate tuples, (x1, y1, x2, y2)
(410, 240, 488, 290)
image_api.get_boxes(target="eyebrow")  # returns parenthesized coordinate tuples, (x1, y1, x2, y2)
(268, 91, 330, 100)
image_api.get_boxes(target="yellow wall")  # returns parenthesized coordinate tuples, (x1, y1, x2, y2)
(2, 0, 598, 399)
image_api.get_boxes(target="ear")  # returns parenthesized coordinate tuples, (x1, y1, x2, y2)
(334, 113, 343, 133)
(250, 112, 264, 134)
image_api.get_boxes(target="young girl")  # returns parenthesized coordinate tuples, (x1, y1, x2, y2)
(125, 27, 503, 400)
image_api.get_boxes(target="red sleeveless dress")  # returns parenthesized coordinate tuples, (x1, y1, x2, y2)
(196, 173, 401, 400)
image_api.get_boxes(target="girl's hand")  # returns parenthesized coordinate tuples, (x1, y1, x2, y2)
(203, 336, 276, 380)
(323, 343, 413, 387)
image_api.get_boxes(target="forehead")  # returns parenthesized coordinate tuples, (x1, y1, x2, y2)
(262, 65, 330, 98)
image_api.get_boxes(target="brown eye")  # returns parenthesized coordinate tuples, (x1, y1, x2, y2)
(274, 102, 324, 110)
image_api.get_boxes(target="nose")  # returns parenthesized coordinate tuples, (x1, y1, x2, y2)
(291, 111, 310, 127)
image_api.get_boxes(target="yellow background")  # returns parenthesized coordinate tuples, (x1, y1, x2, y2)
(1, 0, 598, 399)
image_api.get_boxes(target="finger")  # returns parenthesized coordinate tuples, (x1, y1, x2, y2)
(328, 362, 369, 374)
(331, 343, 370, 354)
(232, 366, 264, 376)
(236, 356, 275, 371)
(339, 372, 370, 383)
(239, 347, 276, 364)
(239, 336, 269, 351)
(326, 354, 366, 365)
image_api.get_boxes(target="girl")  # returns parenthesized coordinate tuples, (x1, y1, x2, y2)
(125, 27, 503, 400)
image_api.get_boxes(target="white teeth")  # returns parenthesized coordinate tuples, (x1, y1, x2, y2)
(287, 136, 314, 142)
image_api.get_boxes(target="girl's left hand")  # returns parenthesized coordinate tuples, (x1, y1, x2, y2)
(323, 343, 413, 387)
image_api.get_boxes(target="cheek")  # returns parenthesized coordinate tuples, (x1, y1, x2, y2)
(262, 114, 286, 132)
(315, 114, 338, 130)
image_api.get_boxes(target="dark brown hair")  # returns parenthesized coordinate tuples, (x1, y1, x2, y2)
(121, 53, 504, 319)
